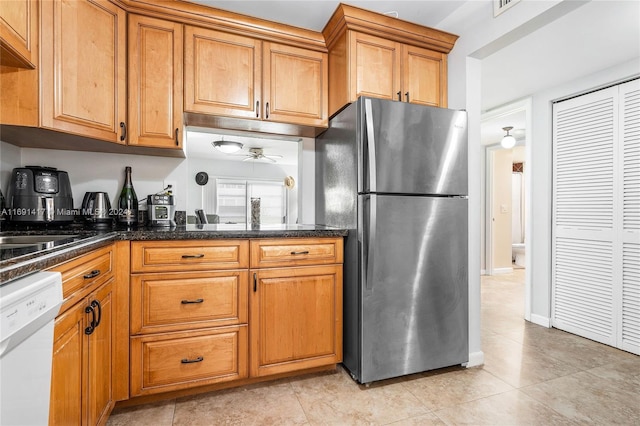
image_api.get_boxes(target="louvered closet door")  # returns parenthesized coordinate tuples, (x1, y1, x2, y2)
(553, 80, 640, 355)
(619, 79, 640, 355)
(553, 86, 618, 347)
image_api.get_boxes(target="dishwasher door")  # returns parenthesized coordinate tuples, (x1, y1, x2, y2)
(0, 271, 63, 426)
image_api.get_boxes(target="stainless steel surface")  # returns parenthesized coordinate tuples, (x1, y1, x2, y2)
(359, 98, 468, 196)
(316, 97, 469, 384)
(359, 194, 468, 383)
(0, 235, 79, 245)
(82, 192, 112, 223)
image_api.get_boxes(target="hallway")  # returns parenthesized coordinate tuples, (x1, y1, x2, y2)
(108, 270, 640, 425)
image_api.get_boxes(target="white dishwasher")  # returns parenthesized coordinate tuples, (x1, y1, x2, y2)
(0, 271, 63, 426)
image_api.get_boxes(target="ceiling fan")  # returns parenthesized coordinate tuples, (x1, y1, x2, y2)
(234, 148, 283, 163)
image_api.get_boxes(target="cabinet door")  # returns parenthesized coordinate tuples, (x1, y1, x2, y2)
(350, 32, 400, 102)
(87, 278, 114, 426)
(402, 45, 446, 107)
(184, 26, 261, 119)
(250, 265, 343, 377)
(40, 0, 127, 143)
(49, 301, 85, 426)
(128, 15, 183, 149)
(0, 0, 37, 68)
(263, 42, 327, 126)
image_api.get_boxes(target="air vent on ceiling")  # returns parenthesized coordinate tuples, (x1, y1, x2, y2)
(494, 0, 521, 17)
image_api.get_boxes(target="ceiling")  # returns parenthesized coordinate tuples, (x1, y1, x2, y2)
(185, 128, 301, 165)
(184, 1, 467, 32)
(185, 0, 640, 151)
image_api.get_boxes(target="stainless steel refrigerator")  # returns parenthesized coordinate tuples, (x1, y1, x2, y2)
(316, 97, 468, 384)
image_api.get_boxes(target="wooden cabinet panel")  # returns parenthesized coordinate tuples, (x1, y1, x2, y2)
(130, 326, 248, 395)
(40, 0, 126, 143)
(128, 15, 183, 149)
(263, 42, 327, 126)
(402, 45, 446, 107)
(184, 26, 261, 119)
(131, 240, 249, 273)
(87, 279, 114, 426)
(131, 271, 249, 334)
(0, 0, 37, 68)
(49, 302, 85, 426)
(351, 32, 400, 102)
(250, 265, 343, 377)
(250, 237, 343, 268)
(49, 277, 114, 426)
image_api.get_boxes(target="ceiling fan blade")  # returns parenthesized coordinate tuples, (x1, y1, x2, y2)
(266, 154, 283, 159)
(242, 156, 254, 162)
(263, 156, 277, 163)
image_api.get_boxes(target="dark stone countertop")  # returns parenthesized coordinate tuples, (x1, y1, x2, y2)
(0, 224, 347, 284)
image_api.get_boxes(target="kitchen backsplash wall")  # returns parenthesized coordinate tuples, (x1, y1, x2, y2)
(1, 138, 316, 223)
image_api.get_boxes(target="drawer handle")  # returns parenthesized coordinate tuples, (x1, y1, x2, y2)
(91, 300, 102, 327)
(83, 269, 101, 279)
(181, 254, 205, 259)
(290, 251, 310, 255)
(181, 356, 204, 364)
(181, 298, 204, 304)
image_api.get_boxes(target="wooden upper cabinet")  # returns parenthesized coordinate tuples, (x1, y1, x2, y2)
(323, 3, 458, 116)
(0, 0, 37, 68)
(40, 0, 127, 144)
(351, 32, 400, 103)
(184, 25, 328, 127)
(402, 44, 447, 107)
(263, 42, 328, 127)
(184, 26, 261, 119)
(128, 15, 183, 149)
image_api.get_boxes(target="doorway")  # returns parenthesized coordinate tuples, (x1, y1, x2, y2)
(481, 98, 532, 321)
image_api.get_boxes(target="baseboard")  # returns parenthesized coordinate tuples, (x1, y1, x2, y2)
(492, 267, 513, 275)
(530, 313, 551, 328)
(464, 351, 484, 368)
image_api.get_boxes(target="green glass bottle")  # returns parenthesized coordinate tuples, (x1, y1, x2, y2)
(117, 166, 138, 226)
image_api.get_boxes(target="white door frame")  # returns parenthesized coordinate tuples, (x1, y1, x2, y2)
(481, 97, 533, 321)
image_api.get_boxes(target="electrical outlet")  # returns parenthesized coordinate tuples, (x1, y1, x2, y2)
(163, 180, 177, 199)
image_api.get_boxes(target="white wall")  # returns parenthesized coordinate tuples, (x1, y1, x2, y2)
(442, 0, 595, 366)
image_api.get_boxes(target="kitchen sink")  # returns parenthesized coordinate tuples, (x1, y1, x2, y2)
(0, 234, 79, 249)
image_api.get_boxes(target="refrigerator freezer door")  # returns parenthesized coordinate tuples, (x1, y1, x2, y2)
(361, 97, 468, 196)
(358, 194, 468, 384)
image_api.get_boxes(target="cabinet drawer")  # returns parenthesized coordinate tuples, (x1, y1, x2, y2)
(250, 237, 343, 268)
(131, 240, 249, 273)
(131, 271, 248, 334)
(49, 244, 113, 299)
(130, 326, 248, 396)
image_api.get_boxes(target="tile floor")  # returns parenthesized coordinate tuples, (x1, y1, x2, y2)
(107, 269, 640, 425)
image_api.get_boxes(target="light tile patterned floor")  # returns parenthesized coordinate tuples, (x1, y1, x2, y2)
(107, 269, 640, 425)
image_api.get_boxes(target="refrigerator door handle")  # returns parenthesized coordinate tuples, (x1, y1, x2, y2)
(364, 98, 377, 192)
(364, 194, 377, 291)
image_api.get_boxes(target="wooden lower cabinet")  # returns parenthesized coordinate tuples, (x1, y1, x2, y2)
(250, 265, 343, 377)
(130, 326, 248, 395)
(126, 238, 343, 401)
(50, 277, 114, 426)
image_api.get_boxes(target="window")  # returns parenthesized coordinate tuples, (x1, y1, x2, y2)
(216, 178, 286, 225)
